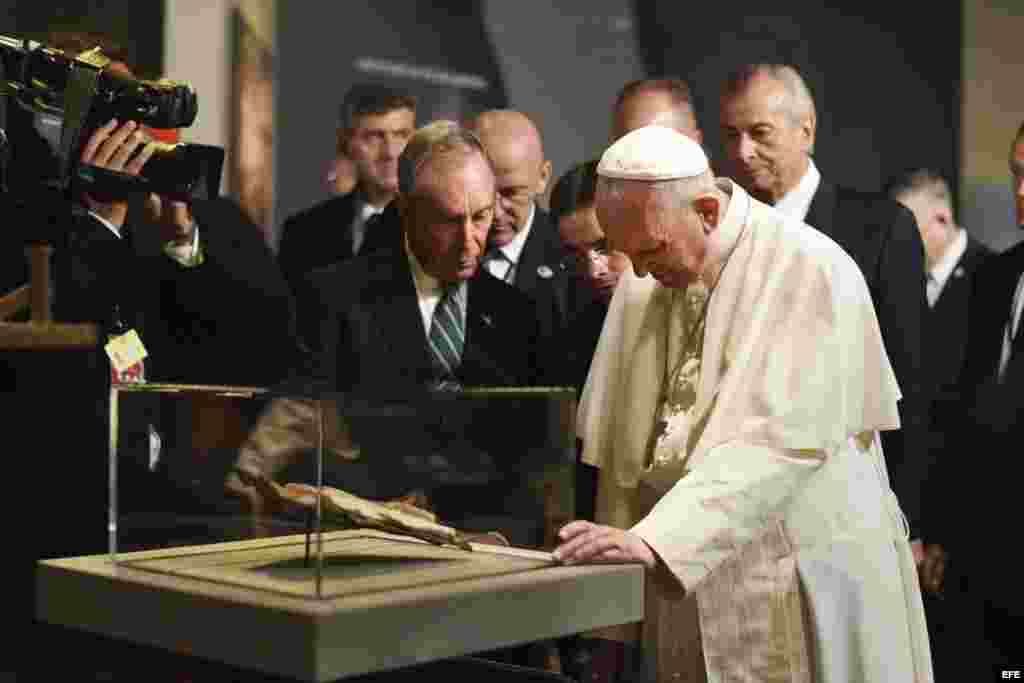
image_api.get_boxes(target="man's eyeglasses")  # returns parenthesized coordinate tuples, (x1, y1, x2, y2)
(561, 239, 611, 275)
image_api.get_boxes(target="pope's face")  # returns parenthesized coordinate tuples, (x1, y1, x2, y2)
(596, 182, 708, 290)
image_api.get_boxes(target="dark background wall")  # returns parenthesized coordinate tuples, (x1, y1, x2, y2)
(5, 0, 164, 79)
(633, 1, 961, 201)
(2, 1, 966, 248)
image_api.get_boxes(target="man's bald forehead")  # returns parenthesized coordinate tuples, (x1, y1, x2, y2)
(469, 109, 545, 157)
(612, 82, 699, 141)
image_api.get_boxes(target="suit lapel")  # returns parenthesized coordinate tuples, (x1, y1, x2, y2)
(368, 251, 433, 380)
(805, 180, 838, 239)
(461, 275, 518, 386)
(515, 223, 542, 293)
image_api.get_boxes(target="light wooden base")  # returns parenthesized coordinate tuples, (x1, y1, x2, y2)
(0, 321, 97, 349)
(37, 530, 644, 681)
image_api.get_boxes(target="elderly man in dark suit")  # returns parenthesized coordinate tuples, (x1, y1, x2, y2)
(719, 63, 931, 565)
(467, 110, 569, 332)
(233, 121, 554, 538)
(275, 84, 416, 294)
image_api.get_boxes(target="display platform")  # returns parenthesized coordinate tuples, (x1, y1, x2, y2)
(37, 529, 644, 682)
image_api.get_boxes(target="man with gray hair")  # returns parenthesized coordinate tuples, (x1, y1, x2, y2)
(229, 121, 552, 529)
(554, 125, 932, 682)
(719, 63, 932, 568)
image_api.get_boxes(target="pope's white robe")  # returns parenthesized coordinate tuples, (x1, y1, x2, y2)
(579, 182, 932, 682)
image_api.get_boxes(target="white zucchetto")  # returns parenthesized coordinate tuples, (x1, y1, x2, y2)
(598, 125, 710, 181)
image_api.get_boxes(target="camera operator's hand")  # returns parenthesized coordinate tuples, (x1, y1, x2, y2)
(80, 119, 157, 228)
(143, 194, 197, 247)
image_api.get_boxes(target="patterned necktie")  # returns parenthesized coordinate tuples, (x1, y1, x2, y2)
(428, 284, 464, 387)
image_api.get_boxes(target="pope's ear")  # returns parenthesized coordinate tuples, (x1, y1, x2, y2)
(694, 194, 722, 229)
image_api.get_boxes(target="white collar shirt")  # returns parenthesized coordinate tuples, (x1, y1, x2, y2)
(1000, 269, 1024, 380)
(404, 234, 467, 335)
(772, 158, 821, 222)
(926, 229, 967, 308)
(486, 202, 535, 283)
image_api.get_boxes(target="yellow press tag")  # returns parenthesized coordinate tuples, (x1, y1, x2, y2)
(105, 329, 149, 374)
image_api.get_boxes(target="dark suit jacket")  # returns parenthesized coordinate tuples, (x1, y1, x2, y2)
(276, 187, 395, 296)
(5, 197, 296, 657)
(806, 180, 930, 536)
(292, 241, 554, 536)
(514, 207, 569, 315)
(8, 198, 296, 549)
(497, 207, 569, 345)
(927, 237, 993, 403)
(935, 239, 1024, 662)
(303, 242, 545, 395)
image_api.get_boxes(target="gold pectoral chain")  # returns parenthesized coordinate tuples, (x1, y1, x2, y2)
(647, 283, 713, 461)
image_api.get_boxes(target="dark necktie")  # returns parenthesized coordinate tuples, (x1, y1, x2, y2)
(427, 285, 464, 388)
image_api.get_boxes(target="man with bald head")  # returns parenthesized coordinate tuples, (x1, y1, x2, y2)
(719, 63, 932, 567)
(468, 110, 569, 326)
(611, 77, 703, 143)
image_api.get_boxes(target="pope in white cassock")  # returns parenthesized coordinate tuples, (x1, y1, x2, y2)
(552, 126, 933, 683)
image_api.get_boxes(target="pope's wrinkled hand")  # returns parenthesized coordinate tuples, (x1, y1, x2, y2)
(552, 520, 657, 568)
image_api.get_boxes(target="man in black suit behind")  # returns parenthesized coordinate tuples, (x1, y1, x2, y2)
(719, 63, 931, 562)
(929, 122, 1024, 674)
(275, 84, 416, 293)
(468, 110, 570, 336)
(888, 168, 993, 679)
(889, 170, 992, 398)
(5, 109, 295, 680)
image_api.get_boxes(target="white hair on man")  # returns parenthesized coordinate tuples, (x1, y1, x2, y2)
(722, 63, 817, 150)
(397, 120, 492, 196)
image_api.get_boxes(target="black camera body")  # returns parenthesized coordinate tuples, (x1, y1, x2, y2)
(0, 34, 223, 201)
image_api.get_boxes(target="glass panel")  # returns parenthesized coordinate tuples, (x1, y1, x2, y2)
(110, 384, 575, 600)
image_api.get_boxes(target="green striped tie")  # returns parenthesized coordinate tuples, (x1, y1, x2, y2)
(428, 284, 464, 384)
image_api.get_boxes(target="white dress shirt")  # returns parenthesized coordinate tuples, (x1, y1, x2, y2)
(404, 235, 467, 335)
(926, 228, 967, 308)
(88, 210, 201, 266)
(999, 269, 1024, 380)
(485, 202, 535, 283)
(772, 159, 821, 222)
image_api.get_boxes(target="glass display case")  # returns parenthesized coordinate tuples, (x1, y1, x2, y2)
(107, 382, 578, 600)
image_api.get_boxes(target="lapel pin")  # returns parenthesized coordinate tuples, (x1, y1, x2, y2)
(953, 266, 965, 278)
(537, 265, 554, 279)
(480, 314, 494, 327)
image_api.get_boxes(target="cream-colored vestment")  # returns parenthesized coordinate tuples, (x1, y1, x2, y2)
(579, 182, 932, 682)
